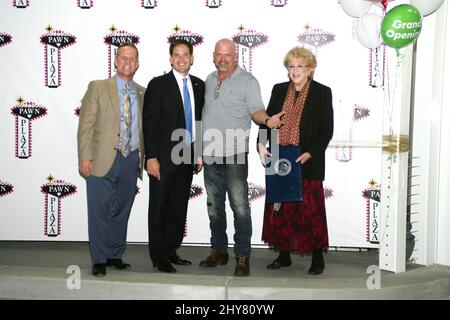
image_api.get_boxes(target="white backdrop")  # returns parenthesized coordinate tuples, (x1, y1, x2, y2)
(1, 0, 406, 249)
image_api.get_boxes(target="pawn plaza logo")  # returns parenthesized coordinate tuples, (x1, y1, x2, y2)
(13, 0, 29, 8)
(0, 32, 13, 48)
(78, 0, 93, 8)
(297, 24, 335, 54)
(40, 26, 76, 88)
(205, 0, 222, 8)
(104, 26, 140, 78)
(168, 26, 204, 48)
(354, 104, 370, 121)
(0, 181, 14, 198)
(189, 185, 204, 200)
(141, 0, 157, 9)
(232, 25, 268, 73)
(369, 45, 386, 88)
(41, 175, 77, 237)
(336, 103, 371, 162)
(323, 186, 334, 200)
(362, 179, 381, 244)
(271, 0, 288, 7)
(184, 185, 204, 237)
(11, 97, 47, 159)
(248, 182, 265, 205)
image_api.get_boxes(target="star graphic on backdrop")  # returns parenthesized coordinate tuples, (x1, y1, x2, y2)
(368, 179, 378, 188)
(237, 24, 245, 32)
(109, 25, 117, 33)
(304, 23, 311, 31)
(172, 25, 181, 33)
(16, 97, 25, 104)
(45, 25, 53, 33)
(46, 175, 55, 183)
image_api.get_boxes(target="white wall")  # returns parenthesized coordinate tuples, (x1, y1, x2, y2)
(1, 0, 448, 266)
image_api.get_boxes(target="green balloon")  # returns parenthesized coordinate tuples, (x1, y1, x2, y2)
(381, 4, 422, 49)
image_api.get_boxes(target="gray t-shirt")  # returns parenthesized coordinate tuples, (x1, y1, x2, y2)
(202, 66, 264, 157)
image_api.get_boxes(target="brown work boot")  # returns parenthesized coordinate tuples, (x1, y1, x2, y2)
(234, 256, 250, 276)
(199, 250, 229, 268)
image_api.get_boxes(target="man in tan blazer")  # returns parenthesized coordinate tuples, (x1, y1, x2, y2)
(77, 42, 145, 277)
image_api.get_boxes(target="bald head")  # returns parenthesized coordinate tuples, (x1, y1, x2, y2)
(213, 38, 237, 79)
(215, 38, 236, 53)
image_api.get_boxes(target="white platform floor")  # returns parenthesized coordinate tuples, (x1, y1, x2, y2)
(0, 241, 449, 301)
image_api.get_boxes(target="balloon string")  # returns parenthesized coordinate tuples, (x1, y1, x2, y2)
(385, 49, 406, 136)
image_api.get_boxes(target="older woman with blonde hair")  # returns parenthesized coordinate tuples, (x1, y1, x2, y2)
(258, 46, 334, 275)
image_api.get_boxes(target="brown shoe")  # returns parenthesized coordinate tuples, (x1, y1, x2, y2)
(234, 256, 249, 276)
(199, 250, 229, 268)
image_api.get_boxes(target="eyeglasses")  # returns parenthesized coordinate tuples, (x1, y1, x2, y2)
(214, 81, 222, 99)
(288, 64, 310, 71)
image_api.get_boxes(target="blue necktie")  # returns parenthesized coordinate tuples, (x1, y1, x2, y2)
(183, 78, 193, 144)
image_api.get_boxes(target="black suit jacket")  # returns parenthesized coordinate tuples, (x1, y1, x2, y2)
(259, 80, 334, 180)
(143, 71, 205, 174)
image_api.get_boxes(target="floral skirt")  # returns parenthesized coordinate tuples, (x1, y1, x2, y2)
(262, 179, 329, 254)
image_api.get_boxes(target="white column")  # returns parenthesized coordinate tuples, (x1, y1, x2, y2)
(379, 45, 414, 273)
(436, 1, 450, 267)
(409, 0, 448, 267)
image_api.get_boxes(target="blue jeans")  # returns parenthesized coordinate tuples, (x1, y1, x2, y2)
(203, 159, 252, 258)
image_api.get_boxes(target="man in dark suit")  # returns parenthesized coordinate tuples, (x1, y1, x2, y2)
(78, 43, 145, 277)
(143, 39, 205, 273)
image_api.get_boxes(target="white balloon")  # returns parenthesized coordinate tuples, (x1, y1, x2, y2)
(355, 13, 383, 49)
(410, 0, 444, 16)
(340, 0, 372, 18)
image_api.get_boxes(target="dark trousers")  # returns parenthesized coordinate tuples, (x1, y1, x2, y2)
(86, 150, 139, 264)
(148, 164, 193, 264)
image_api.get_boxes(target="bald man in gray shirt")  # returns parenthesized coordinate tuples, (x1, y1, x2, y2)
(200, 38, 283, 277)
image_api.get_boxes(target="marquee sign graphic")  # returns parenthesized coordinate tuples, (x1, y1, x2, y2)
(11, 98, 47, 159)
(298, 25, 335, 54)
(142, 0, 157, 9)
(13, 0, 29, 8)
(232, 26, 268, 73)
(370, 45, 386, 88)
(336, 103, 371, 162)
(77, 0, 93, 8)
(271, 0, 288, 7)
(41, 176, 77, 237)
(0, 33, 13, 48)
(248, 182, 265, 205)
(362, 179, 381, 244)
(0, 181, 14, 198)
(324, 186, 334, 199)
(205, 0, 222, 8)
(104, 26, 140, 78)
(40, 26, 76, 88)
(189, 185, 204, 200)
(167, 26, 204, 47)
(354, 104, 370, 121)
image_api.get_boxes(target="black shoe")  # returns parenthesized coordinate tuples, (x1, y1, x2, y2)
(106, 258, 131, 269)
(92, 263, 106, 277)
(267, 258, 292, 270)
(153, 260, 177, 273)
(308, 265, 325, 275)
(169, 253, 192, 265)
(308, 250, 325, 275)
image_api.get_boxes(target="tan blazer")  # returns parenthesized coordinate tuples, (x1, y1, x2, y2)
(77, 76, 146, 179)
